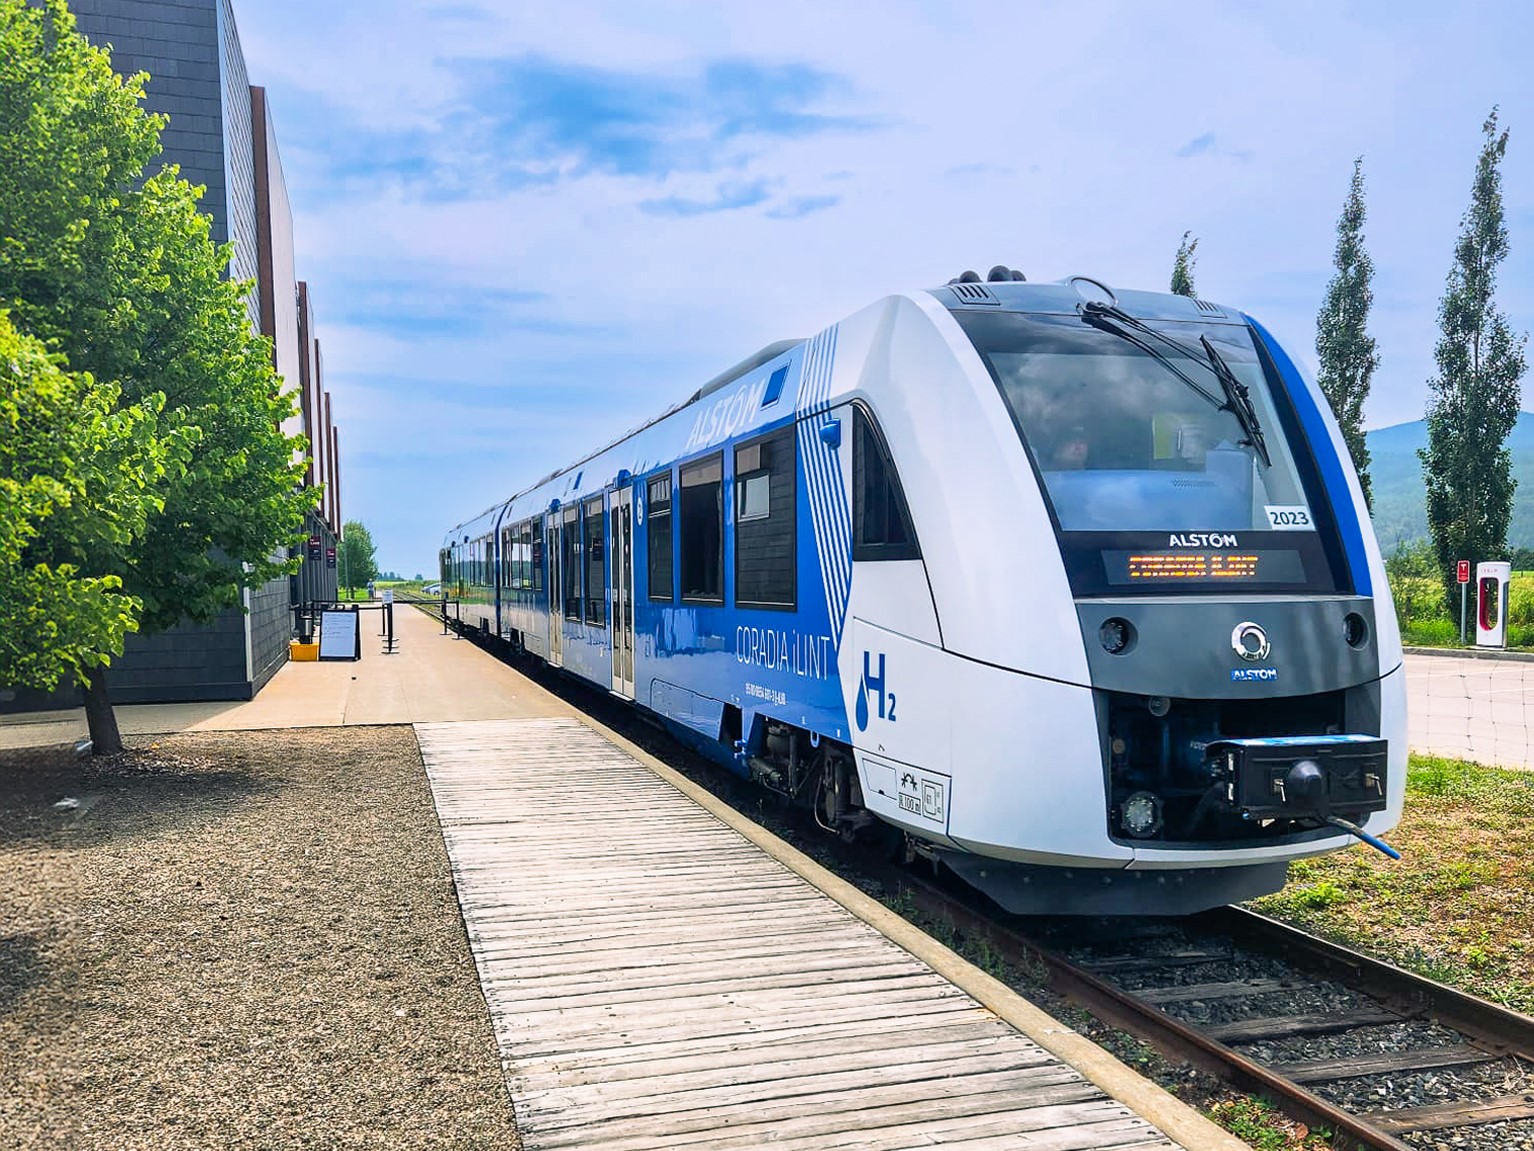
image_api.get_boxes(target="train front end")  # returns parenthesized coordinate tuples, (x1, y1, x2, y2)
(859, 280, 1405, 915)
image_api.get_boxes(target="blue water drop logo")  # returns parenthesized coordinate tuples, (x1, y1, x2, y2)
(855, 676, 870, 731)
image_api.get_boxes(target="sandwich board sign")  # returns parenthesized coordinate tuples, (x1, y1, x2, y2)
(318, 609, 361, 661)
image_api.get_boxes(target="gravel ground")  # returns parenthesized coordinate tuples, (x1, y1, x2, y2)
(1406, 1116, 1534, 1151)
(1241, 1019, 1470, 1064)
(1316, 1056, 1534, 1110)
(0, 728, 519, 1151)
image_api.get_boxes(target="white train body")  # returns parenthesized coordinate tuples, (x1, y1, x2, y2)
(443, 277, 1406, 914)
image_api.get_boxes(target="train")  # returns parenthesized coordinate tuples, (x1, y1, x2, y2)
(440, 268, 1406, 915)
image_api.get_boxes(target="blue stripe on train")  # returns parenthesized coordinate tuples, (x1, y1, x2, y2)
(1245, 315, 1371, 597)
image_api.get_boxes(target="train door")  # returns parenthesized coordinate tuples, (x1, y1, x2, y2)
(545, 513, 562, 667)
(610, 488, 635, 697)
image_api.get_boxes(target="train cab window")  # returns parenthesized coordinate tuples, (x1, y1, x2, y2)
(561, 506, 580, 620)
(853, 407, 920, 561)
(584, 496, 606, 626)
(735, 428, 796, 609)
(647, 472, 673, 602)
(679, 454, 724, 602)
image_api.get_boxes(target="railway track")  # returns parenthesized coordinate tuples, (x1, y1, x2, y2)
(891, 875, 1534, 1151)
(419, 606, 1534, 1150)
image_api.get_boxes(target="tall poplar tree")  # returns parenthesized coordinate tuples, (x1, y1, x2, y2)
(1315, 158, 1380, 508)
(1420, 109, 1529, 611)
(1171, 231, 1199, 296)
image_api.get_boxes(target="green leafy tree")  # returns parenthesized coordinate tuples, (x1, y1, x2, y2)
(0, 313, 183, 695)
(1170, 231, 1198, 296)
(1316, 158, 1380, 508)
(341, 521, 379, 598)
(0, 0, 309, 750)
(1421, 109, 1529, 611)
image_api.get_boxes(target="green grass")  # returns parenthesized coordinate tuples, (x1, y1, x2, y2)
(1205, 1096, 1330, 1150)
(1250, 752, 1534, 1015)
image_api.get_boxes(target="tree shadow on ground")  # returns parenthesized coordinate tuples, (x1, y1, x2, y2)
(0, 742, 279, 849)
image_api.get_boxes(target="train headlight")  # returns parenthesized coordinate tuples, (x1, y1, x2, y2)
(1120, 791, 1163, 838)
(1343, 612, 1369, 649)
(1099, 617, 1136, 655)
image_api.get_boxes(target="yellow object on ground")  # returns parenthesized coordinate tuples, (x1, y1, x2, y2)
(289, 641, 319, 662)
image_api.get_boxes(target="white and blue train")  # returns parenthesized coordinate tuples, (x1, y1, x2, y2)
(441, 270, 1405, 914)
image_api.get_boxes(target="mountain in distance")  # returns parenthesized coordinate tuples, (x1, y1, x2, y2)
(1364, 411, 1534, 553)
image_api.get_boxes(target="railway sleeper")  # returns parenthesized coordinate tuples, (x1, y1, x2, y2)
(1276, 1043, 1496, 1085)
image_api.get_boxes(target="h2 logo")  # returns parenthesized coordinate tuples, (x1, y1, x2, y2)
(855, 651, 897, 731)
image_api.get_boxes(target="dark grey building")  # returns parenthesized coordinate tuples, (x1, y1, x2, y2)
(60, 0, 341, 703)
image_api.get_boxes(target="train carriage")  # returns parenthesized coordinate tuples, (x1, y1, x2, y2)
(441, 272, 1406, 915)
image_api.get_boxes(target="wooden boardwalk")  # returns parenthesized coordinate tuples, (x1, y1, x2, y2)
(417, 717, 1182, 1150)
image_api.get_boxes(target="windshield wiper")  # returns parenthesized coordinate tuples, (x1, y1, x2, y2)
(1080, 301, 1271, 467)
(1199, 333, 1270, 467)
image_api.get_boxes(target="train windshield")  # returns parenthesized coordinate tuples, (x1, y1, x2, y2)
(957, 310, 1347, 594)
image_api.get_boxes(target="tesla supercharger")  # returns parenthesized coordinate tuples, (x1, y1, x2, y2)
(1476, 561, 1512, 648)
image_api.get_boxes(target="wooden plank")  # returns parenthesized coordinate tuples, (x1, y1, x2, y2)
(505, 997, 994, 1061)
(472, 922, 893, 971)
(530, 1077, 1104, 1150)
(480, 948, 932, 998)
(1135, 977, 1303, 1004)
(1202, 1007, 1399, 1043)
(417, 719, 1179, 1151)
(513, 1033, 1059, 1102)
(483, 971, 964, 1026)
(523, 1057, 1093, 1132)
(479, 957, 930, 1009)
(514, 1013, 1013, 1080)
(1367, 1092, 1534, 1134)
(1078, 951, 1230, 974)
(1279, 1043, 1496, 1084)
(546, 1101, 1170, 1151)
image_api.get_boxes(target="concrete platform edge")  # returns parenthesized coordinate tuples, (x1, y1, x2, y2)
(564, 713, 1248, 1151)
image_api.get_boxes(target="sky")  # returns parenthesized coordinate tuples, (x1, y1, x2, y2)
(224, 0, 1534, 576)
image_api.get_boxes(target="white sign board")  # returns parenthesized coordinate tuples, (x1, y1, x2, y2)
(318, 610, 360, 660)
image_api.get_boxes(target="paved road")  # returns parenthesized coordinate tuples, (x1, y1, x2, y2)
(1406, 652, 1534, 768)
(0, 606, 580, 749)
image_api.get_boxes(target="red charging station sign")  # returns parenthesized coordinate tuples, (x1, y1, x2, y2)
(1457, 560, 1471, 584)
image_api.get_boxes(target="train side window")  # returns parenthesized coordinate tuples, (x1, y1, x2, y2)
(561, 506, 580, 620)
(647, 471, 673, 602)
(501, 526, 513, 588)
(735, 427, 796, 609)
(853, 406, 920, 561)
(584, 496, 606, 626)
(679, 454, 724, 603)
(532, 525, 545, 593)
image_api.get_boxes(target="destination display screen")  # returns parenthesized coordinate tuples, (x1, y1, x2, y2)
(1103, 549, 1307, 585)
